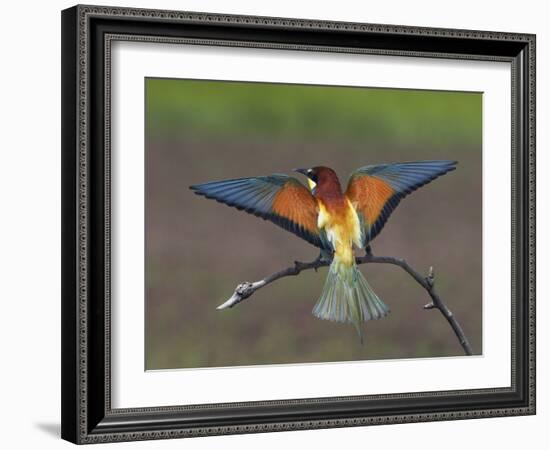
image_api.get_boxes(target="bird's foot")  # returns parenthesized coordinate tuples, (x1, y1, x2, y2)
(312, 253, 324, 272)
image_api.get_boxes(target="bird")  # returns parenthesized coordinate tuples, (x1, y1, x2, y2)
(190, 160, 457, 340)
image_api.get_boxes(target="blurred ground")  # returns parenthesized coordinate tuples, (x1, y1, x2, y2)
(145, 78, 482, 369)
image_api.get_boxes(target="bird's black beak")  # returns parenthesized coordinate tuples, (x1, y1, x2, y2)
(293, 168, 309, 177)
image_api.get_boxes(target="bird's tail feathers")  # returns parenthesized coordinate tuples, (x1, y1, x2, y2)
(312, 258, 389, 342)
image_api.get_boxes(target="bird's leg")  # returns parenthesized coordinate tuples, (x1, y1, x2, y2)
(365, 244, 373, 256)
(312, 251, 325, 272)
(312, 252, 324, 267)
(296, 250, 331, 273)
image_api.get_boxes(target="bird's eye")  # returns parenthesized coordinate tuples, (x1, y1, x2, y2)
(307, 169, 313, 175)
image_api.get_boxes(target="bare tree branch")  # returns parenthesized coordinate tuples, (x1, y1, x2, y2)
(217, 252, 474, 356)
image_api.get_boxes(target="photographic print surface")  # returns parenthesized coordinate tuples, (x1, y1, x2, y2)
(145, 78, 482, 370)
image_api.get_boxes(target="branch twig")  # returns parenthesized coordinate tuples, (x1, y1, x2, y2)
(217, 253, 473, 356)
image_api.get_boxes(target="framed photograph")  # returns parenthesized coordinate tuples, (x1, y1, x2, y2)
(61, 4, 536, 444)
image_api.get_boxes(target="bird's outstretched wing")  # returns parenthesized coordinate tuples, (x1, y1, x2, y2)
(191, 174, 328, 249)
(345, 160, 457, 245)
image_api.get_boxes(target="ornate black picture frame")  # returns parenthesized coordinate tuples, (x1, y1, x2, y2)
(61, 4, 536, 444)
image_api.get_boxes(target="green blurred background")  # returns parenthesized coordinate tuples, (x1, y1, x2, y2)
(145, 78, 482, 370)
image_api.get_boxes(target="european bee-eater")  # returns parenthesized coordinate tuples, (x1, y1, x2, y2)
(191, 160, 456, 339)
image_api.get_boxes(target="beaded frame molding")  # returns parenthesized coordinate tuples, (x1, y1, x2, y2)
(61, 4, 536, 444)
